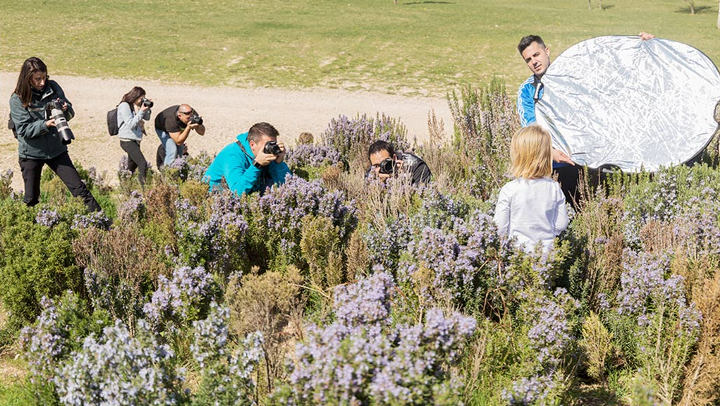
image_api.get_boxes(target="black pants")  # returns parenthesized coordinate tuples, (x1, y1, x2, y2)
(120, 140, 148, 185)
(554, 165, 582, 210)
(19, 152, 101, 212)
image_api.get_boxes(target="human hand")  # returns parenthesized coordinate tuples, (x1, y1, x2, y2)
(274, 142, 286, 163)
(254, 151, 275, 167)
(45, 119, 56, 128)
(140, 101, 151, 112)
(552, 148, 574, 164)
(639, 32, 655, 41)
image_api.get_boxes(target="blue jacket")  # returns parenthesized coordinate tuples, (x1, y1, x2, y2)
(203, 132, 291, 195)
(517, 75, 543, 127)
(517, 75, 567, 168)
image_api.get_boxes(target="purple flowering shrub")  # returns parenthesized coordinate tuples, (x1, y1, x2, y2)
(447, 80, 518, 199)
(0, 168, 13, 199)
(20, 292, 108, 402)
(53, 319, 185, 405)
(604, 250, 701, 398)
(398, 210, 519, 312)
(242, 175, 357, 271)
(272, 272, 476, 405)
(118, 190, 145, 222)
(174, 191, 249, 274)
(36, 208, 61, 227)
(0, 198, 84, 334)
(143, 266, 218, 333)
(286, 143, 341, 168)
(321, 113, 410, 164)
(71, 211, 111, 231)
(190, 302, 265, 405)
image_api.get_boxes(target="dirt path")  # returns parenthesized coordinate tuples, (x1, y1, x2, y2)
(0, 72, 453, 190)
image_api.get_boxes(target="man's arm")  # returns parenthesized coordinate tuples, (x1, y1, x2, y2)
(411, 161, 432, 184)
(268, 162, 292, 185)
(9, 96, 50, 139)
(517, 82, 536, 127)
(493, 186, 511, 236)
(168, 125, 193, 145)
(225, 159, 263, 195)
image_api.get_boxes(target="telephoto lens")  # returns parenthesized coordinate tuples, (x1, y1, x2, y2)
(48, 100, 74, 145)
(263, 140, 282, 156)
(378, 158, 394, 175)
(142, 97, 154, 108)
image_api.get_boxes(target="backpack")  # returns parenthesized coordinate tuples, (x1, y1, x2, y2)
(107, 102, 130, 136)
(8, 114, 17, 139)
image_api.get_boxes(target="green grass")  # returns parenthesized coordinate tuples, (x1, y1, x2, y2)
(1, 0, 718, 95)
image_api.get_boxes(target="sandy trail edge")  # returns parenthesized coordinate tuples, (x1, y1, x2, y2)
(0, 72, 453, 190)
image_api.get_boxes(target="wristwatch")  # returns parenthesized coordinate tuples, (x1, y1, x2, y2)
(253, 160, 263, 169)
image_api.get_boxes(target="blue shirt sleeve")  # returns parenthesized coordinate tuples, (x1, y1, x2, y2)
(268, 161, 292, 185)
(517, 82, 536, 127)
(225, 159, 263, 195)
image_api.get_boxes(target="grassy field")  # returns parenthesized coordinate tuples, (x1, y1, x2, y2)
(1, 0, 718, 95)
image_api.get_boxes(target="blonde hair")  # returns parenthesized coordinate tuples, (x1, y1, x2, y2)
(510, 125, 553, 179)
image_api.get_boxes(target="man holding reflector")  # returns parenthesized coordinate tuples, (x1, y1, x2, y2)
(516, 33, 720, 194)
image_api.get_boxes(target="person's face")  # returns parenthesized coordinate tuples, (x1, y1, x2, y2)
(521, 41, 551, 77)
(134, 95, 145, 106)
(177, 107, 193, 124)
(249, 134, 277, 156)
(369, 149, 394, 179)
(30, 71, 47, 91)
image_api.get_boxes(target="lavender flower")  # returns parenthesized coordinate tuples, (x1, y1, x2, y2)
(275, 273, 475, 405)
(53, 320, 183, 405)
(190, 302, 264, 405)
(143, 266, 216, 332)
(321, 114, 410, 162)
(36, 208, 60, 227)
(71, 211, 111, 231)
(118, 190, 145, 222)
(503, 374, 557, 405)
(285, 144, 341, 168)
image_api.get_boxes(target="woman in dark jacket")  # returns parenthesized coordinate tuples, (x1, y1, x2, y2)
(9, 57, 100, 211)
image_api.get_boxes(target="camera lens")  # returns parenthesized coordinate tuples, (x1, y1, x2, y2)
(378, 158, 394, 175)
(48, 101, 74, 145)
(263, 141, 281, 156)
(142, 98, 153, 108)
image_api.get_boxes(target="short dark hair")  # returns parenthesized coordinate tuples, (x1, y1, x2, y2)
(248, 122, 279, 143)
(518, 35, 545, 54)
(368, 140, 395, 160)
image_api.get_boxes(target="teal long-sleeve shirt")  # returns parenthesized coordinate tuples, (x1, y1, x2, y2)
(203, 133, 291, 195)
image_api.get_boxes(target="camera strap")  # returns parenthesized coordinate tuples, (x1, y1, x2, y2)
(236, 140, 270, 184)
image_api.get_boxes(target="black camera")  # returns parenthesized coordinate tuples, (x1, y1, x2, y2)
(378, 158, 394, 175)
(263, 140, 282, 156)
(46, 99, 74, 145)
(142, 97, 153, 108)
(189, 114, 203, 126)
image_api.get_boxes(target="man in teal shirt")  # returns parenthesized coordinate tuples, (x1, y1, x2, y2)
(203, 122, 291, 195)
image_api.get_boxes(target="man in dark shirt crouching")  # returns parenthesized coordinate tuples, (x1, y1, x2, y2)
(367, 140, 431, 185)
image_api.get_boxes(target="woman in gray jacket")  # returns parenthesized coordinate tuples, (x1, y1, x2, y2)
(9, 57, 100, 211)
(117, 87, 152, 186)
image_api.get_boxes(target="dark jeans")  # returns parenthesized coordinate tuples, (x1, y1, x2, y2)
(120, 140, 148, 185)
(19, 152, 101, 212)
(554, 165, 582, 210)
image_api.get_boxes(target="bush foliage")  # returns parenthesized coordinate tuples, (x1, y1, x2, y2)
(1, 82, 720, 405)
